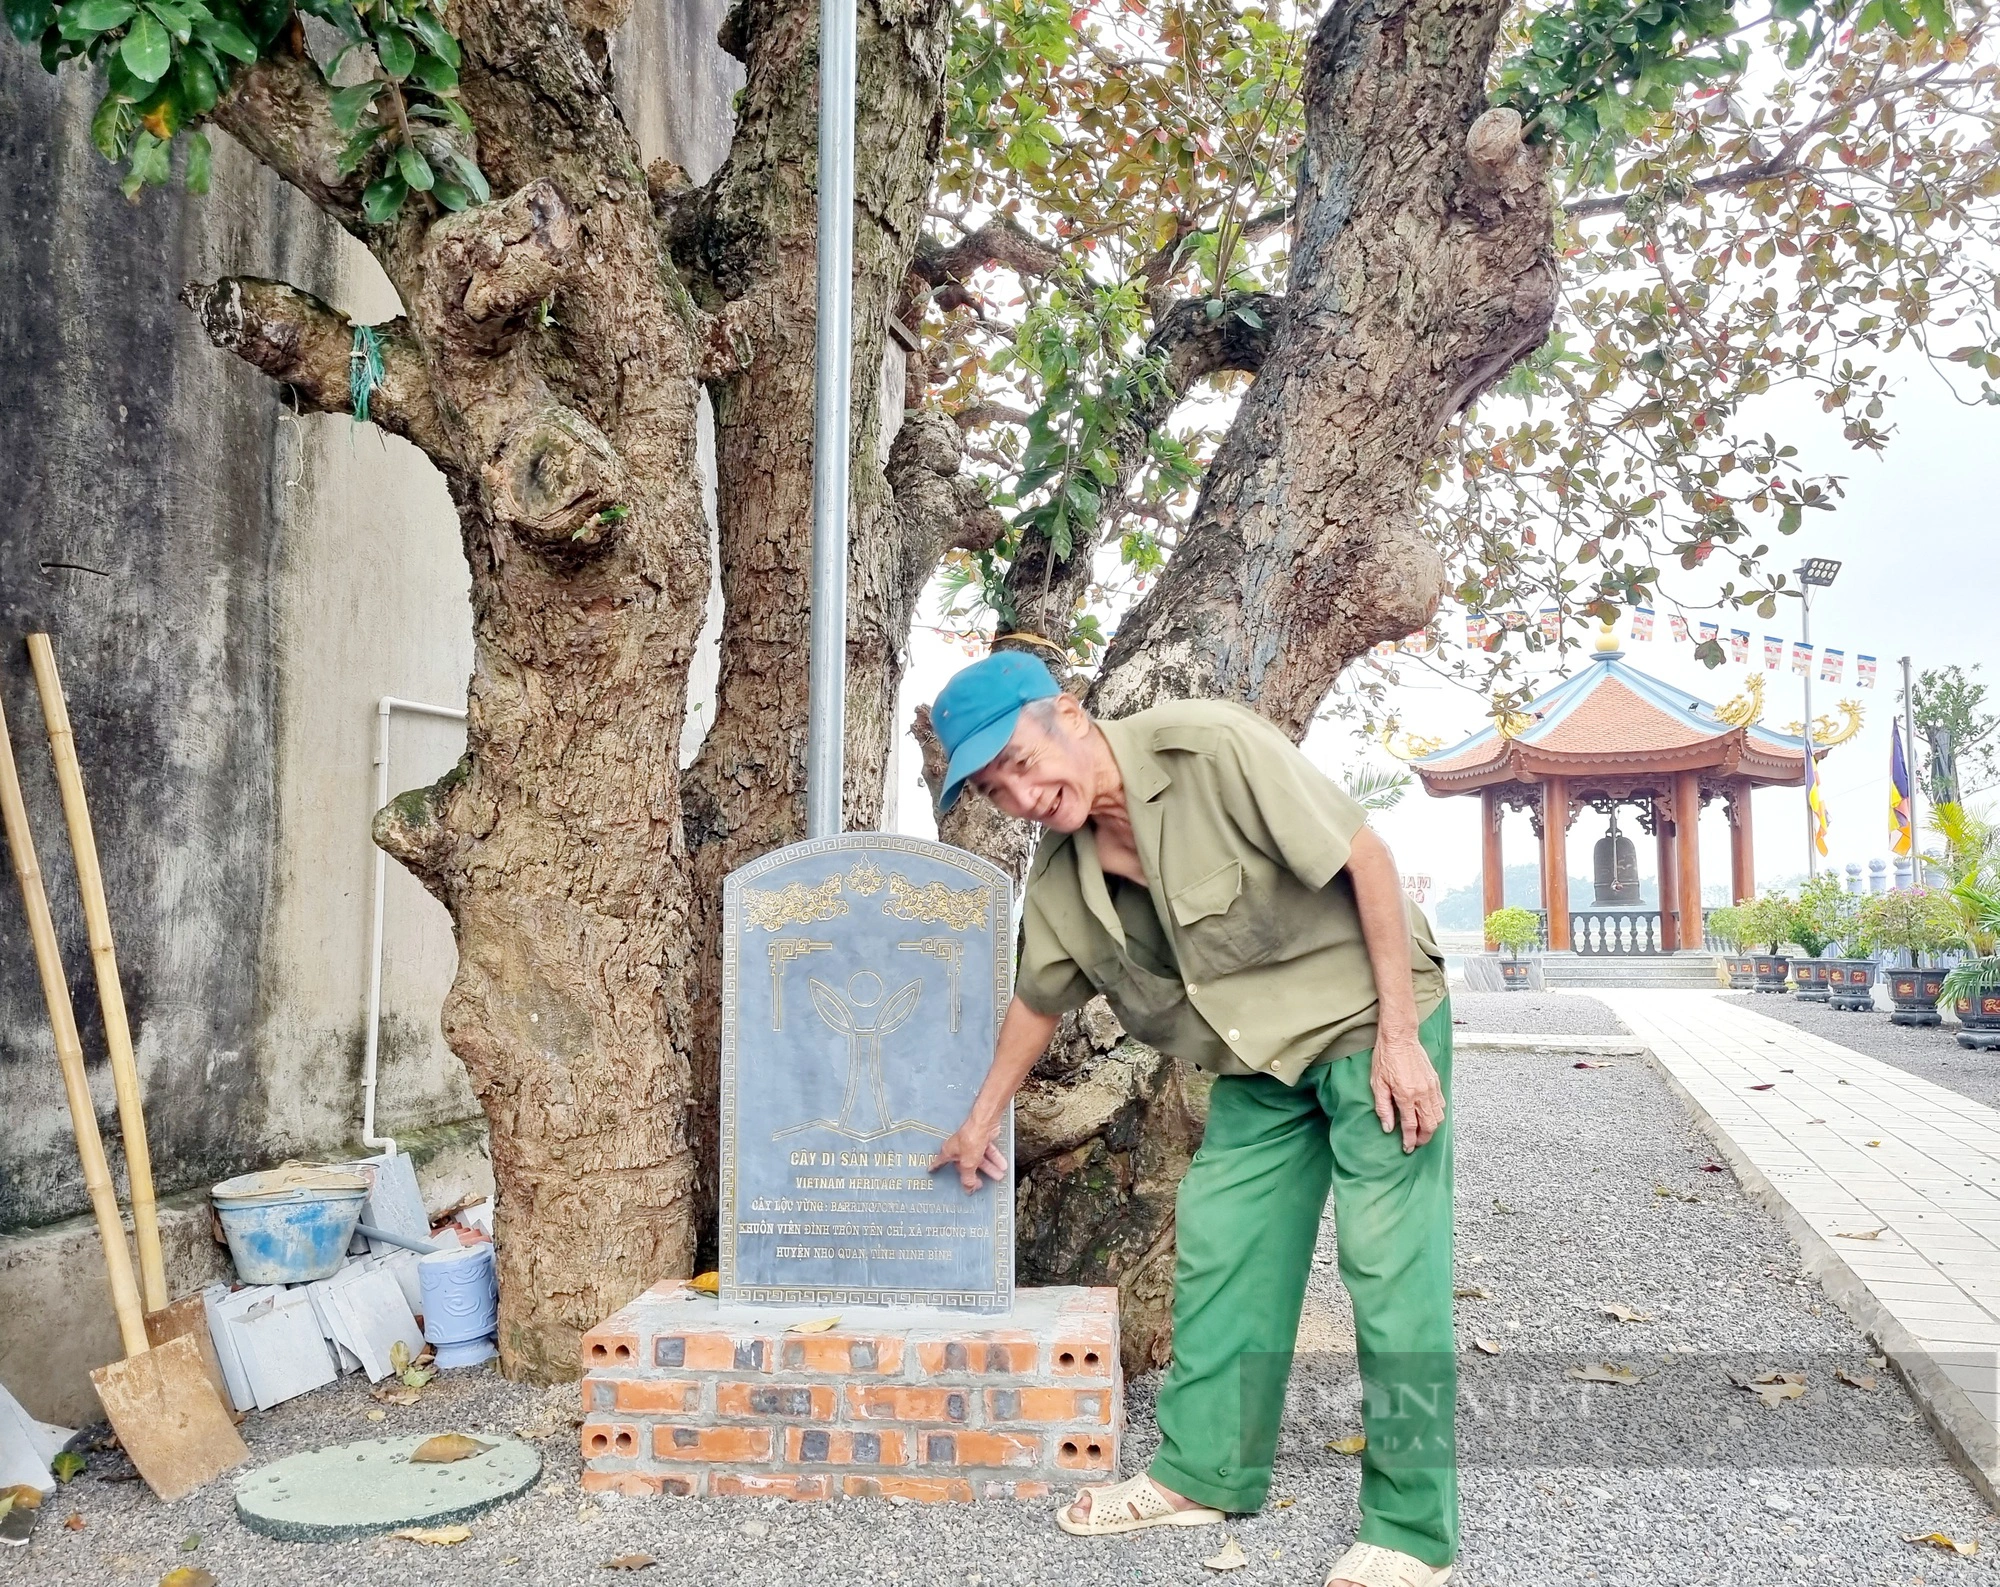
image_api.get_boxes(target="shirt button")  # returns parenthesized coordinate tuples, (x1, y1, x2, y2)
(1227, 1028, 1240, 1041)
(1186, 984, 1198, 995)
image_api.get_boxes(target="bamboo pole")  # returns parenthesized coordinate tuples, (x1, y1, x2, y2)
(0, 687, 149, 1358)
(27, 635, 168, 1313)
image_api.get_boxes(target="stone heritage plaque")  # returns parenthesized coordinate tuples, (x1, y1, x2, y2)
(720, 833, 1014, 1312)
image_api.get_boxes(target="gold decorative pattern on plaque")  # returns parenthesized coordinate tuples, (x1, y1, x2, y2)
(882, 873, 989, 931)
(844, 858, 887, 895)
(765, 937, 833, 1029)
(743, 876, 848, 931)
(899, 936, 965, 1030)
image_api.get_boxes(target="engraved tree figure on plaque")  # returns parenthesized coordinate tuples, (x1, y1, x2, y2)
(772, 971, 941, 1142)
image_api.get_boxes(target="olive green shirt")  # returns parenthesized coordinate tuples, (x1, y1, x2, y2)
(1015, 699, 1448, 1086)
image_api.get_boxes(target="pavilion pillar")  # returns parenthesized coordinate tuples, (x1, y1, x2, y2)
(1675, 770, 1704, 951)
(1480, 788, 1504, 950)
(1728, 782, 1755, 903)
(1654, 796, 1680, 953)
(1542, 777, 1571, 951)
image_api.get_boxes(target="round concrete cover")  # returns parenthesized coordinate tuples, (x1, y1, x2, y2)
(234, 1434, 542, 1542)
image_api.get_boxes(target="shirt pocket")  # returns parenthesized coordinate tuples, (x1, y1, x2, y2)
(1167, 858, 1273, 975)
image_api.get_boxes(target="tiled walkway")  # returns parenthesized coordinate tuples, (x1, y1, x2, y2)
(1598, 988, 2000, 1505)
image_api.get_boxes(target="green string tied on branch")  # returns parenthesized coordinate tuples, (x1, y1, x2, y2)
(349, 322, 384, 425)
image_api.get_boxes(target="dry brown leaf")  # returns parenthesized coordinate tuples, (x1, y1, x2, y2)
(602, 1554, 658, 1570)
(63, 1513, 84, 1531)
(1272, 1497, 1295, 1509)
(1567, 1362, 1641, 1385)
(1736, 1371, 1807, 1407)
(1865, 1139, 1882, 1148)
(372, 1383, 422, 1406)
(410, 1433, 493, 1464)
(1835, 1368, 1877, 1391)
(158, 1571, 218, 1587)
(1902, 1531, 1978, 1557)
(1202, 1537, 1248, 1571)
(1600, 1303, 1655, 1323)
(1834, 1228, 1886, 1241)
(1749, 1083, 1776, 1091)
(785, 1315, 841, 1334)
(1474, 1338, 1502, 1355)
(392, 1524, 473, 1546)
(1573, 1060, 1614, 1069)
(1326, 1433, 1366, 1455)
(690, 1272, 720, 1295)
(0, 1485, 42, 1511)
(390, 1340, 414, 1374)
(366, 1410, 387, 1423)
(1453, 1285, 1489, 1300)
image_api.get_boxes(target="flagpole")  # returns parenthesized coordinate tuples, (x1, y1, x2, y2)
(1801, 584, 1817, 879)
(1902, 655, 1918, 885)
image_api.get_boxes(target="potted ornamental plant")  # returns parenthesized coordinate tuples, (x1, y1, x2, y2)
(1483, 906, 1543, 990)
(1787, 873, 1848, 1004)
(1736, 893, 1797, 994)
(1706, 905, 1754, 990)
(1856, 886, 1961, 1027)
(1823, 899, 1880, 1013)
(1932, 804, 2000, 1049)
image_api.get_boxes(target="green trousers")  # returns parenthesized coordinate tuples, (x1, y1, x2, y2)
(1148, 998, 1457, 1568)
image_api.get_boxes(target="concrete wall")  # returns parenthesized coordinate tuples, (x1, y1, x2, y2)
(0, 2, 742, 1417)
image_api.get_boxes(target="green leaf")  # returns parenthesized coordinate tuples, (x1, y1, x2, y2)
(51, 1452, 85, 1483)
(372, 21, 414, 77)
(5, 0, 56, 45)
(90, 91, 130, 157)
(428, 175, 470, 210)
(361, 169, 407, 223)
(450, 152, 488, 203)
(408, 48, 454, 90)
(185, 127, 211, 192)
(119, 8, 171, 81)
(63, 0, 135, 30)
(396, 141, 433, 191)
(190, 10, 253, 59)
(328, 80, 380, 130)
(177, 46, 217, 110)
(336, 123, 382, 175)
(144, 0, 190, 42)
(407, 5, 457, 65)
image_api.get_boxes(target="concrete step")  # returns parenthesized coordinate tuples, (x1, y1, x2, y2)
(1539, 954, 1722, 990)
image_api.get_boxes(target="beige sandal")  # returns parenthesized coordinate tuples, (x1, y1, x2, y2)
(1326, 1541, 1454, 1586)
(1055, 1471, 1225, 1536)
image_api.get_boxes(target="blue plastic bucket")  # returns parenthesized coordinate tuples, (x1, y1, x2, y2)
(419, 1242, 499, 1369)
(211, 1166, 369, 1284)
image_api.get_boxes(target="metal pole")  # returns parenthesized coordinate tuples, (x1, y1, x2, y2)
(1801, 585, 1816, 878)
(805, 0, 859, 841)
(1902, 655, 1919, 885)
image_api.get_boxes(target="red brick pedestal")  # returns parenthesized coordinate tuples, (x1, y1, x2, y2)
(579, 1282, 1121, 1502)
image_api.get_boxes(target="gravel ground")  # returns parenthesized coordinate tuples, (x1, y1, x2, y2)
(1721, 990, 2000, 1112)
(1450, 990, 1632, 1039)
(14, 1047, 1996, 1587)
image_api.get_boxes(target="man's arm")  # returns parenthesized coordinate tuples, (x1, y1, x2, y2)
(930, 995, 1061, 1192)
(1347, 826, 1446, 1152)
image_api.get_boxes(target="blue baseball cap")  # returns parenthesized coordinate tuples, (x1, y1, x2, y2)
(932, 652, 1062, 811)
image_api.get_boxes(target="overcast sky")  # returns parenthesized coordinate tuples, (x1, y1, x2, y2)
(891, 340, 1999, 903)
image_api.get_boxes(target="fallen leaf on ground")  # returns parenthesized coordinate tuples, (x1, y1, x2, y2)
(1491, 1199, 1517, 1216)
(179, 1533, 200, 1551)
(411, 1433, 493, 1464)
(392, 1525, 472, 1546)
(366, 1410, 386, 1422)
(1202, 1537, 1248, 1571)
(1697, 1161, 1727, 1173)
(1866, 1140, 1882, 1148)
(400, 1365, 438, 1388)
(1735, 1370, 1807, 1407)
(1806, 1118, 1826, 1124)
(786, 1315, 842, 1334)
(1474, 1338, 1502, 1355)
(1273, 1497, 1295, 1508)
(690, 1272, 720, 1295)
(373, 1383, 422, 1406)
(63, 1513, 83, 1531)
(1749, 1083, 1776, 1091)
(390, 1340, 414, 1373)
(1867, 1354, 1888, 1370)
(1834, 1227, 1888, 1240)
(1600, 1303, 1655, 1323)
(1653, 1185, 1700, 1202)
(158, 1570, 218, 1587)
(1573, 1060, 1614, 1070)
(0, 1486, 41, 1511)
(602, 1553, 657, 1570)
(50, 1452, 84, 1484)
(1453, 1285, 1489, 1300)
(1326, 1434, 1366, 1455)
(1567, 1363, 1641, 1385)
(1835, 1368, 1877, 1391)
(1902, 1532, 1978, 1557)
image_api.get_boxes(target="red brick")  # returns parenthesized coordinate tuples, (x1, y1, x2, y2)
(1053, 1431, 1116, 1469)
(713, 1473, 832, 1500)
(717, 1381, 837, 1421)
(580, 1420, 644, 1458)
(784, 1426, 908, 1466)
(614, 1379, 701, 1414)
(778, 1333, 905, 1375)
(914, 1338, 1038, 1377)
(918, 1430, 1041, 1468)
(580, 1468, 700, 1497)
(844, 1474, 976, 1503)
(652, 1330, 770, 1372)
(582, 1329, 640, 1368)
(1048, 1330, 1115, 1379)
(652, 1424, 773, 1463)
(983, 1386, 1112, 1425)
(846, 1385, 970, 1424)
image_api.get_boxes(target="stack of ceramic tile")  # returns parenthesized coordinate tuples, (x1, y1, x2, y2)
(203, 1254, 426, 1413)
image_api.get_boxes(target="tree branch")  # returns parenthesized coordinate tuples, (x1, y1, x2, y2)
(181, 277, 454, 466)
(912, 216, 1066, 296)
(208, 43, 371, 231)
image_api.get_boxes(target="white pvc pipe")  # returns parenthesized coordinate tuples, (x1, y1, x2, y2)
(363, 695, 468, 1156)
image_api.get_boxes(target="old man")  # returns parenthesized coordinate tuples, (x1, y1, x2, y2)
(929, 652, 1456, 1587)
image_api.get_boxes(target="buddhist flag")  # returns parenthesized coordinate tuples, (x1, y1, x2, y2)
(1669, 613, 1691, 642)
(1698, 621, 1720, 645)
(1466, 614, 1492, 647)
(1501, 610, 1527, 631)
(1730, 628, 1751, 664)
(1537, 607, 1560, 643)
(1806, 748, 1830, 857)
(1821, 647, 1844, 684)
(1857, 654, 1879, 689)
(1890, 721, 1914, 856)
(1792, 641, 1813, 676)
(1400, 630, 1437, 656)
(1633, 606, 1656, 641)
(1764, 636, 1784, 670)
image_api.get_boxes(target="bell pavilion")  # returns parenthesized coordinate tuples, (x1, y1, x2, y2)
(1409, 625, 1822, 954)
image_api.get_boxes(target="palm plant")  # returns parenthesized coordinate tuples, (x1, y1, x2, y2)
(1342, 765, 1414, 813)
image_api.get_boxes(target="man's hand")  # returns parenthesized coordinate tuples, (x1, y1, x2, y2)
(931, 1115, 1008, 1192)
(1370, 1028, 1445, 1152)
